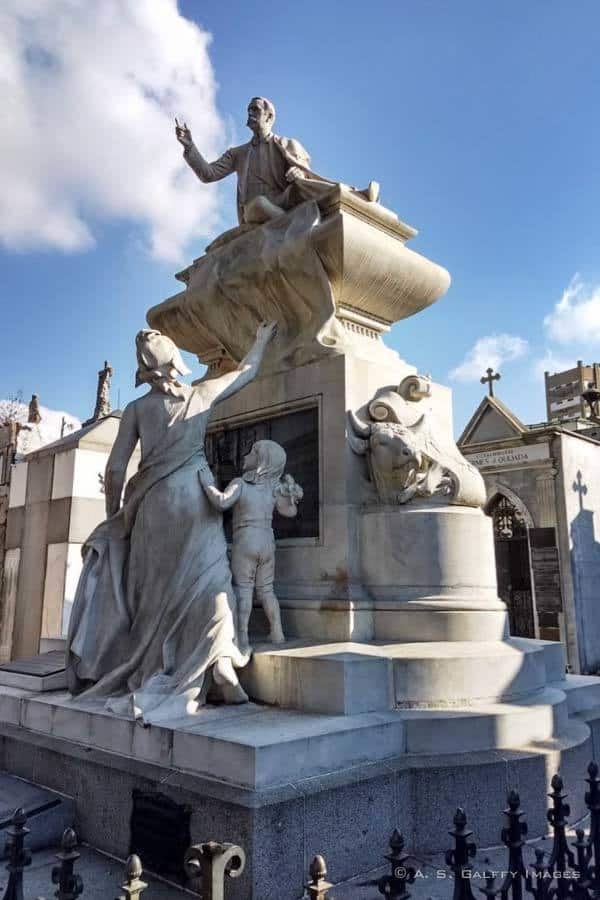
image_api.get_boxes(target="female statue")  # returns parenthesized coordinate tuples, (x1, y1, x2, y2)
(65, 322, 277, 725)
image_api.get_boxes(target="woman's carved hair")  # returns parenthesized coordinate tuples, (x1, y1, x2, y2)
(135, 330, 191, 397)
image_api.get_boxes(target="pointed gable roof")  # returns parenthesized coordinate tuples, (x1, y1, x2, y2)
(458, 395, 528, 448)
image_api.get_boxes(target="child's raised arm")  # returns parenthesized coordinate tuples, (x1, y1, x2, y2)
(198, 466, 242, 511)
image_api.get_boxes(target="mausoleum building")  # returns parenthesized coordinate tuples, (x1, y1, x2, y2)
(459, 390, 600, 674)
(1, 413, 130, 663)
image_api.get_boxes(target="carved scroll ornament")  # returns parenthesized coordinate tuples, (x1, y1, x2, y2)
(348, 377, 486, 508)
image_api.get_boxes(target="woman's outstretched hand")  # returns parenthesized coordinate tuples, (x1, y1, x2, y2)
(255, 320, 278, 345)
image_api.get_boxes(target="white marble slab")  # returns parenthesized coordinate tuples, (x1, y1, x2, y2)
(3, 687, 405, 788)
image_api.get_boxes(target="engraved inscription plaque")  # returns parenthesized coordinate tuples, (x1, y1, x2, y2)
(206, 405, 319, 539)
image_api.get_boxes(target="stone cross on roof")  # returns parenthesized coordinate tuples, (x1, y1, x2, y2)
(481, 367, 501, 397)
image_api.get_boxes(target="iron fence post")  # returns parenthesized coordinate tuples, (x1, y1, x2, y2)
(525, 849, 553, 900)
(184, 842, 246, 900)
(445, 808, 477, 900)
(546, 774, 575, 900)
(479, 862, 501, 900)
(49, 828, 83, 900)
(115, 855, 147, 900)
(572, 827, 592, 900)
(2, 808, 31, 900)
(585, 761, 600, 898)
(499, 790, 527, 900)
(306, 855, 333, 899)
(378, 829, 416, 899)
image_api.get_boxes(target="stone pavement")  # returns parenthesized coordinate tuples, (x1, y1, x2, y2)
(0, 844, 185, 900)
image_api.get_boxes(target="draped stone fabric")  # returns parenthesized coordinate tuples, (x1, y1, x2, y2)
(178, 200, 347, 372)
(66, 390, 242, 725)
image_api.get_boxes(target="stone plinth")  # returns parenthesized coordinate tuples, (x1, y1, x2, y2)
(241, 637, 566, 714)
(146, 192, 450, 375)
(0, 662, 599, 899)
(360, 505, 508, 641)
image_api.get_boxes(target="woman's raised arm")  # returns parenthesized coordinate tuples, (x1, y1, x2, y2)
(197, 321, 277, 410)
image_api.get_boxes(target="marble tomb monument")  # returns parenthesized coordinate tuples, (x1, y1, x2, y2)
(0, 96, 599, 899)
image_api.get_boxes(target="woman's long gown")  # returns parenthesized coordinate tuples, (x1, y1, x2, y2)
(66, 388, 241, 724)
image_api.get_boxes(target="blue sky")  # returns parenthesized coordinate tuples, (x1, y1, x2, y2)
(2, 0, 600, 432)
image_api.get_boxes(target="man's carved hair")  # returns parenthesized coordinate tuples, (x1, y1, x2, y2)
(250, 96, 276, 123)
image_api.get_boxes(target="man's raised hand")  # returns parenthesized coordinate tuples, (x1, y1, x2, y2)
(175, 118, 193, 149)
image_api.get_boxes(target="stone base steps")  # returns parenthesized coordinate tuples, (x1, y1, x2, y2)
(0, 638, 597, 792)
(1, 679, 594, 790)
(556, 674, 600, 713)
(2, 687, 407, 790)
(241, 638, 566, 713)
(398, 687, 567, 754)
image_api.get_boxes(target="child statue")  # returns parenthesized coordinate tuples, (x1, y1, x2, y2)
(199, 440, 303, 653)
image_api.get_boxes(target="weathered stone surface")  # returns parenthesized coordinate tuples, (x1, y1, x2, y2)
(0, 714, 593, 900)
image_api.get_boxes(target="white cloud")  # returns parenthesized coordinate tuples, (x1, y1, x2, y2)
(0, 0, 225, 262)
(544, 275, 600, 345)
(1, 397, 81, 454)
(449, 334, 529, 382)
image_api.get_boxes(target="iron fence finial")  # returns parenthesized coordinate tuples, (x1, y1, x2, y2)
(446, 807, 477, 900)
(50, 827, 83, 900)
(2, 807, 31, 900)
(115, 855, 147, 900)
(499, 789, 527, 900)
(307, 855, 333, 899)
(378, 829, 416, 899)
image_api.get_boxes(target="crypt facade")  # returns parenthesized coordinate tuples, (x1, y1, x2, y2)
(459, 385, 600, 674)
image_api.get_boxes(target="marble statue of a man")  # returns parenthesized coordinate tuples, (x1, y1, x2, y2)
(66, 322, 277, 725)
(175, 96, 379, 226)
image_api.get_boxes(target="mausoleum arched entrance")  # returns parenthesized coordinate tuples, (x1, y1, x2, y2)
(486, 491, 536, 638)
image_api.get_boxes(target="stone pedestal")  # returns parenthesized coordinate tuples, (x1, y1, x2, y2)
(0, 664, 598, 899)
(147, 189, 450, 377)
(360, 505, 508, 641)
(202, 349, 508, 643)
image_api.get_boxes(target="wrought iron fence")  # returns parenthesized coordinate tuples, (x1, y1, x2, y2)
(0, 810, 245, 900)
(305, 762, 600, 900)
(1, 761, 600, 899)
